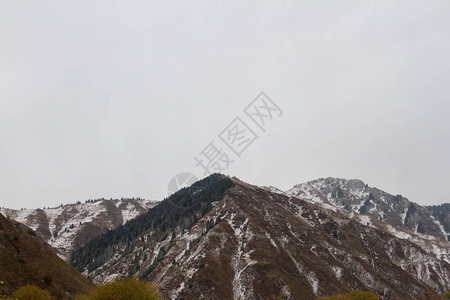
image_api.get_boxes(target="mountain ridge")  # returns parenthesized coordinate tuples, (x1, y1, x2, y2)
(70, 175, 450, 299)
(0, 198, 158, 259)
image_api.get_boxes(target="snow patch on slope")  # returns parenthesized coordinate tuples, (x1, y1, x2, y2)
(227, 215, 257, 300)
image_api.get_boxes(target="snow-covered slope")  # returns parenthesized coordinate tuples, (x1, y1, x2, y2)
(1, 198, 158, 259)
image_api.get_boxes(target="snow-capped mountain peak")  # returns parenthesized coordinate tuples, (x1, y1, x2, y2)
(285, 178, 449, 241)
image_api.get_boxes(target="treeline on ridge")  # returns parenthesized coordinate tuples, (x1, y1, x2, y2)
(70, 174, 234, 274)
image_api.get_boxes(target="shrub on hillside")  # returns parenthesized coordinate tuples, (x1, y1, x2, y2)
(76, 278, 159, 300)
(11, 285, 53, 300)
(317, 291, 379, 300)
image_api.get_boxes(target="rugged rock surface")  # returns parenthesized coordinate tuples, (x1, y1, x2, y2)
(285, 178, 449, 241)
(427, 204, 450, 238)
(0, 198, 157, 259)
(71, 175, 450, 299)
(0, 213, 93, 298)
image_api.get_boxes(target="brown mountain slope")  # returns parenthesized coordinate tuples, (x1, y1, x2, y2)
(76, 176, 449, 299)
(0, 213, 93, 299)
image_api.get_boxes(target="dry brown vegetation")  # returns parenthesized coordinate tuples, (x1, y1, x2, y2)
(0, 214, 93, 299)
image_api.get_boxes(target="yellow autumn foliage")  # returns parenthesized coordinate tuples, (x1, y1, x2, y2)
(11, 285, 53, 300)
(76, 278, 160, 300)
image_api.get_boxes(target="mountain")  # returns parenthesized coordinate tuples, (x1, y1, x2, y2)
(70, 174, 450, 299)
(286, 178, 449, 241)
(0, 213, 93, 298)
(0, 198, 157, 259)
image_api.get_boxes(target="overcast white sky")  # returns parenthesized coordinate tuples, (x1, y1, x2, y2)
(1, 1, 449, 209)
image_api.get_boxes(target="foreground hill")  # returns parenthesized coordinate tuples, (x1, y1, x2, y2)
(1, 198, 157, 259)
(71, 174, 450, 299)
(285, 178, 449, 241)
(0, 213, 93, 298)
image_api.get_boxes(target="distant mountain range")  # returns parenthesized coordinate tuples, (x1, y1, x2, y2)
(1, 176, 449, 299)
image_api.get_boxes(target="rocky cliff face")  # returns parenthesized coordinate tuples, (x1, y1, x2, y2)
(427, 203, 450, 238)
(71, 175, 450, 299)
(1, 198, 157, 259)
(285, 178, 449, 241)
